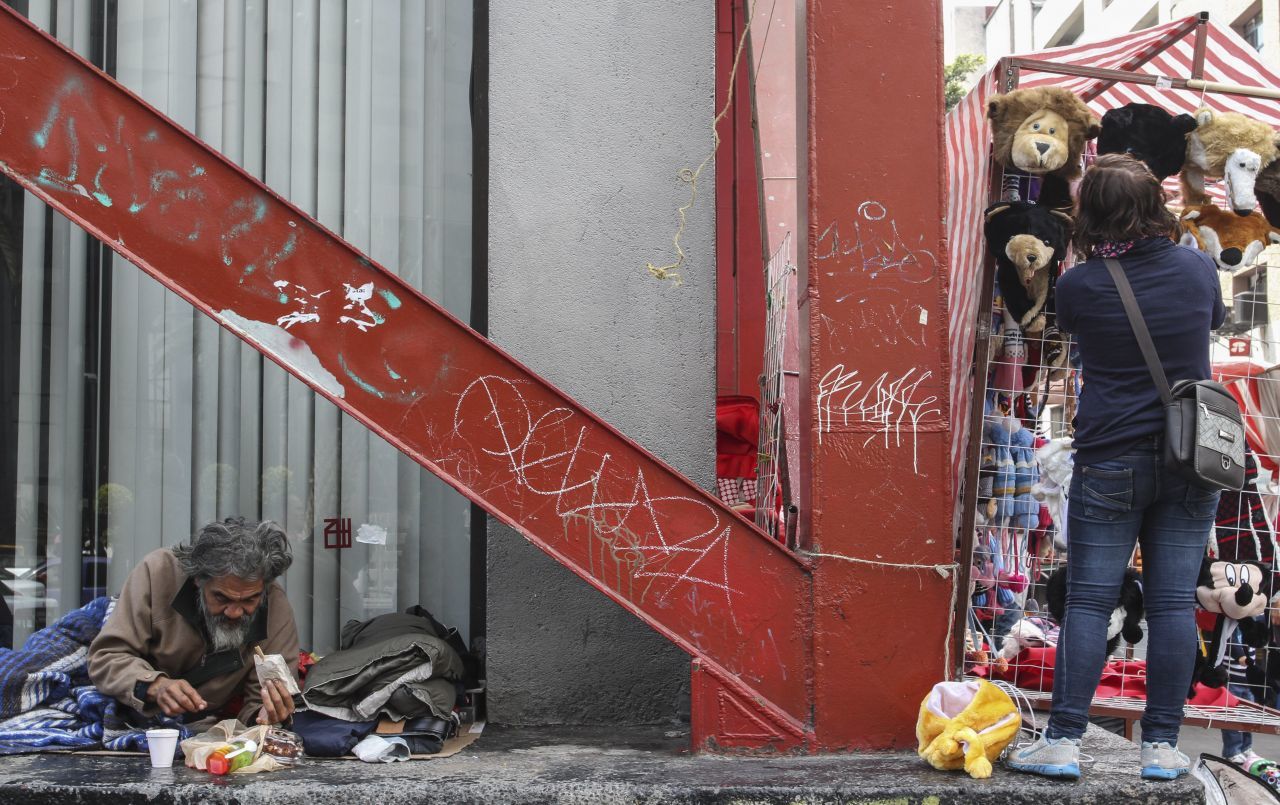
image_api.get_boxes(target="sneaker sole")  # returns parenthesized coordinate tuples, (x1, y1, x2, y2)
(1007, 761, 1081, 779)
(1141, 765, 1188, 781)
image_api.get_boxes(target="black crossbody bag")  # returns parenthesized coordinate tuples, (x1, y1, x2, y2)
(1103, 258, 1245, 491)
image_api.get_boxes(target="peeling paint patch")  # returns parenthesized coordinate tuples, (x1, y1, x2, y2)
(378, 289, 401, 309)
(277, 311, 320, 328)
(338, 282, 384, 332)
(219, 310, 344, 399)
(355, 523, 388, 546)
(386, 363, 402, 380)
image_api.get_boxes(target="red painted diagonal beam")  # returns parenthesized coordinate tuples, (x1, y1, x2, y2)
(0, 6, 812, 742)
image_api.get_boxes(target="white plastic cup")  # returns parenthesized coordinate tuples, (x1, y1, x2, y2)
(145, 728, 180, 768)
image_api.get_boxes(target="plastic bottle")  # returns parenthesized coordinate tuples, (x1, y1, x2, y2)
(206, 739, 257, 775)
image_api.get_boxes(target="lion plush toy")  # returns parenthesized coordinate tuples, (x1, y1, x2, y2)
(1181, 107, 1280, 216)
(1097, 102, 1198, 181)
(917, 679, 1021, 780)
(988, 87, 1101, 179)
(1179, 203, 1280, 271)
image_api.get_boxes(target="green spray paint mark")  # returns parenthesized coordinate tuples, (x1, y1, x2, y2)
(248, 231, 298, 280)
(278, 293, 289, 304)
(190, 166, 205, 177)
(221, 196, 269, 271)
(33, 103, 60, 148)
(32, 78, 84, 149)
(378, 289, 401, 309)
(91, 164, 111, 207)
(129, 202, 144, 214)
(386, 363, 402, 380)
(338, 355, 385, 399)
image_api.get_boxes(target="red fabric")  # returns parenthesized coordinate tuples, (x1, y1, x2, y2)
(993, 648, 1242, 707)
(716, 395, 759, 479)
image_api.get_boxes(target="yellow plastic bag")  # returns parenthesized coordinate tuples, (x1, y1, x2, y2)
(916, 679, 1021, 779)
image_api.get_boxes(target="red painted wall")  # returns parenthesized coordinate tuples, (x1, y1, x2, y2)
(801, 0, 955, 749)
(716, 0, 766, 401)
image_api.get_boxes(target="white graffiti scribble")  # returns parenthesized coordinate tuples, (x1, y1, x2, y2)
(338, 282, 383, 332)
(815, 200, 938, 284)
(815, 365, 942, 473)
(441, 375, 740, 627)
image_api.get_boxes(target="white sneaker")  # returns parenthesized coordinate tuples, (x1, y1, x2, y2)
(1006, 734, 1082, 779)
(1140, 741, 1190, 780)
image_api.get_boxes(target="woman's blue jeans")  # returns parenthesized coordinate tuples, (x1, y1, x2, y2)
(1045, 436, 1219, 744)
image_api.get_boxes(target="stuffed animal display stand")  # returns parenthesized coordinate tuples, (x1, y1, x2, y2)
(916, 679, 1021, 779)
(1179, 204, 1280, 271)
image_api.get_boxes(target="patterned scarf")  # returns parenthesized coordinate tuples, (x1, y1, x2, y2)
(1093, 239, 1137, 258)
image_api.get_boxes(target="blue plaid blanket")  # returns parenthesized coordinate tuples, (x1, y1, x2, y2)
(0, 597, 189, 754)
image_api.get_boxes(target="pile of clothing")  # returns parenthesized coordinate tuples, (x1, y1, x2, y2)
(0, 597, 189, 754)
(294, 606, 468, 758)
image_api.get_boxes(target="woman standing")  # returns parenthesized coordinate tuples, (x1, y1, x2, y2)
(1007, 154, 1225, 781)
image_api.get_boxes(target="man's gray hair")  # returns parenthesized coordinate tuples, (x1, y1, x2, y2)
(173, 517, 292, 583)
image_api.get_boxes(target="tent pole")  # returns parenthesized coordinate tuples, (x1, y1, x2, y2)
(1008, 57, 1280, 102)
(1190, 11, 1209, 80)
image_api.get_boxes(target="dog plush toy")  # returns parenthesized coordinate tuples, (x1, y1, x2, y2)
(1181, 107, 1280, 216)
(1046, 565, 1144, 657)
(1179, 203, 1280, 271)
(1192, 558, 1270, 689)
(984, 200, 1071, 335)
(917, 679, 1021, 779)
(1097, 102, 1198, 181)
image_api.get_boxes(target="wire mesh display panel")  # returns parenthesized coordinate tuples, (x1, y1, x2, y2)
(755, 234, 794, 543)
(962, 129, 1280, 738)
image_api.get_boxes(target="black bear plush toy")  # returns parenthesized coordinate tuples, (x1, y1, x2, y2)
(1046, 566, 1145, 657)
(1096, 102, 1199, 181)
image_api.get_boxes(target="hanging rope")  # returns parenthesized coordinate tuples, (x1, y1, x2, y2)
(646, 0, 758, 285)
(805, 551, 962, 677)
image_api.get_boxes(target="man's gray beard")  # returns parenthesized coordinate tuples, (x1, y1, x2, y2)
(197, 590, 252, 652)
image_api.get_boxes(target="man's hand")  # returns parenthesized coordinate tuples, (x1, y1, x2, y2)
(255, 678, 296, 725)
(146, 677, 207, 716)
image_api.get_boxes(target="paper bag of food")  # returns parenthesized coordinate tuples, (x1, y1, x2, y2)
(253, 646, 301, 696)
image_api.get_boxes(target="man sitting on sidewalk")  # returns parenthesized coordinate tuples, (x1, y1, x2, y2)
(88, 517, 299, 726)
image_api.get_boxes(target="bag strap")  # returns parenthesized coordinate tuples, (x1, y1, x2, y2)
(1103, 258, 1173, 406)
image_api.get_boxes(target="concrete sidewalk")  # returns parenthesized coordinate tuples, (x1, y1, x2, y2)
(0, 724, 1204, 804)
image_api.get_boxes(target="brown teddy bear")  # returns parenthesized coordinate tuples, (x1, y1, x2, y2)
(1179, 203, 1280, 271)
(987, 87, 1101, 180)
(1181, 107, 1280, 216)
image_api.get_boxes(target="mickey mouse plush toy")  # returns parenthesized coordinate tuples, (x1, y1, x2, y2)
(1192, 558, 1270, 689)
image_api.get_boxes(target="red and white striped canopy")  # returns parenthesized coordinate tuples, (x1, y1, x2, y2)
(945, 16, 1280, 508)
